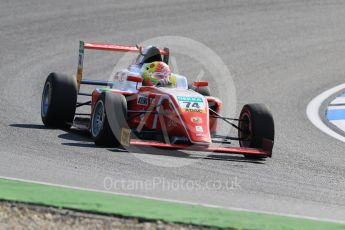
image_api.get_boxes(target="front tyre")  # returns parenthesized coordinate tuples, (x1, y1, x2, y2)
(238, 104, 274, 158)
(41, 72, 77, 129)
(91, 92, 127, 147)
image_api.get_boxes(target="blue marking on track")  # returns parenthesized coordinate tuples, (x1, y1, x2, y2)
(339, 93, 345, 97)
(327, 109, 345, 120)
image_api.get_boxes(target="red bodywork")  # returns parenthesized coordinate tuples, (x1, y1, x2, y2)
(91, 86, 272, 157)
(81, 42, 272, 157)
(92, 86, 222, 145)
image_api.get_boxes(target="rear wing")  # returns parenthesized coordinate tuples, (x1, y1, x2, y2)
(76, 41, 170, 91)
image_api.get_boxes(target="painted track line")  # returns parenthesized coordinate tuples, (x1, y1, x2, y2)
(306, 83, 345, 143)
(0, 175, 344, 225)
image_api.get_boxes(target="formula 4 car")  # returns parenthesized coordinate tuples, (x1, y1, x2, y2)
(41, 41, 274, 158)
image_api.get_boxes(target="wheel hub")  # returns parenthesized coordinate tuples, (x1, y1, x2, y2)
(92, 101, 105, 137)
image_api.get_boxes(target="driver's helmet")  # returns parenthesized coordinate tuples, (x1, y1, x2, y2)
(141, 61, 171, 86)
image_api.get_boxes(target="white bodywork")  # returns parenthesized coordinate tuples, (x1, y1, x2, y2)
(111, 65, 188, 93)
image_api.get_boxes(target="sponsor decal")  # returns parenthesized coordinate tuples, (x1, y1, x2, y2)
(79, 41, 84, 54)
(78, 54, 83, 67)
(137, 94, 148, 106)
(191, 116, 202, 123)
(120, 128, 131, 147)
(195, 126, 203, 132)
(177, 96, 206, 113)
(177, 96, 203, 102)
(185, 108, 203, 113)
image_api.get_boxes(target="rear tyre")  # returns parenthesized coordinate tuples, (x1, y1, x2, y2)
(41, 72, 77, 129)
(188, 83, 211, 96)
(238, 104, 274, 159)
(91, 92, 127, 147)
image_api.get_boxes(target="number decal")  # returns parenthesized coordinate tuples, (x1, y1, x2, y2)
(177, 96, 205, 113)
(183, 102, 200, 109)
(192, 102, 200, 108)
(183, 102, 191, 108)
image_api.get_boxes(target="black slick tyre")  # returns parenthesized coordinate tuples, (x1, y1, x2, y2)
(41, 72, 77, 129)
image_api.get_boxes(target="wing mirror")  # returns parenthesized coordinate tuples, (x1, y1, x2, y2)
(193, 81, 208, 87)
(127, 75, 143, 83)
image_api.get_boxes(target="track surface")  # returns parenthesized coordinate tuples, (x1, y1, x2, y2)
(1, 0, 345, 221)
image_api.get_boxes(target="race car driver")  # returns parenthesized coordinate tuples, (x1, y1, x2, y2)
(141, 61, 175, 87)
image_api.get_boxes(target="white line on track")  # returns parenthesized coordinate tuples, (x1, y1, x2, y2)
(306, 83, 345, 143)
(0, 175, 344, 224)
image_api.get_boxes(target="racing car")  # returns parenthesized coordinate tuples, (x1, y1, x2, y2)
(41, 41, 274, 158)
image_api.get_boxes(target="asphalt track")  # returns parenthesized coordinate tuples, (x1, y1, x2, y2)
(1, 0, 345, 222)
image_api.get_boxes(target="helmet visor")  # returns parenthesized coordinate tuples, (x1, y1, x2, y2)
(151, 71, 170, 80)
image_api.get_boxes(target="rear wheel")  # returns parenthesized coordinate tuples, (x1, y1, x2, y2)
(238, 104, 274, 158)
(41, 72, 77, 129)
(91, 92, 127, 147)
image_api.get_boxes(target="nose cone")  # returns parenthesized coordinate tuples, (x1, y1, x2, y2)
(174, 94, 211, 145)
(156, 87, 212, 145)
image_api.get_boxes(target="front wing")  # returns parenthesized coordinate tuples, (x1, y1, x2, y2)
(129, 139, 273, 158)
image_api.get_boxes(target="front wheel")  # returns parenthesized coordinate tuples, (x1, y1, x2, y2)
(238, 104, 274, 158)
(91, 92, 127, 147)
